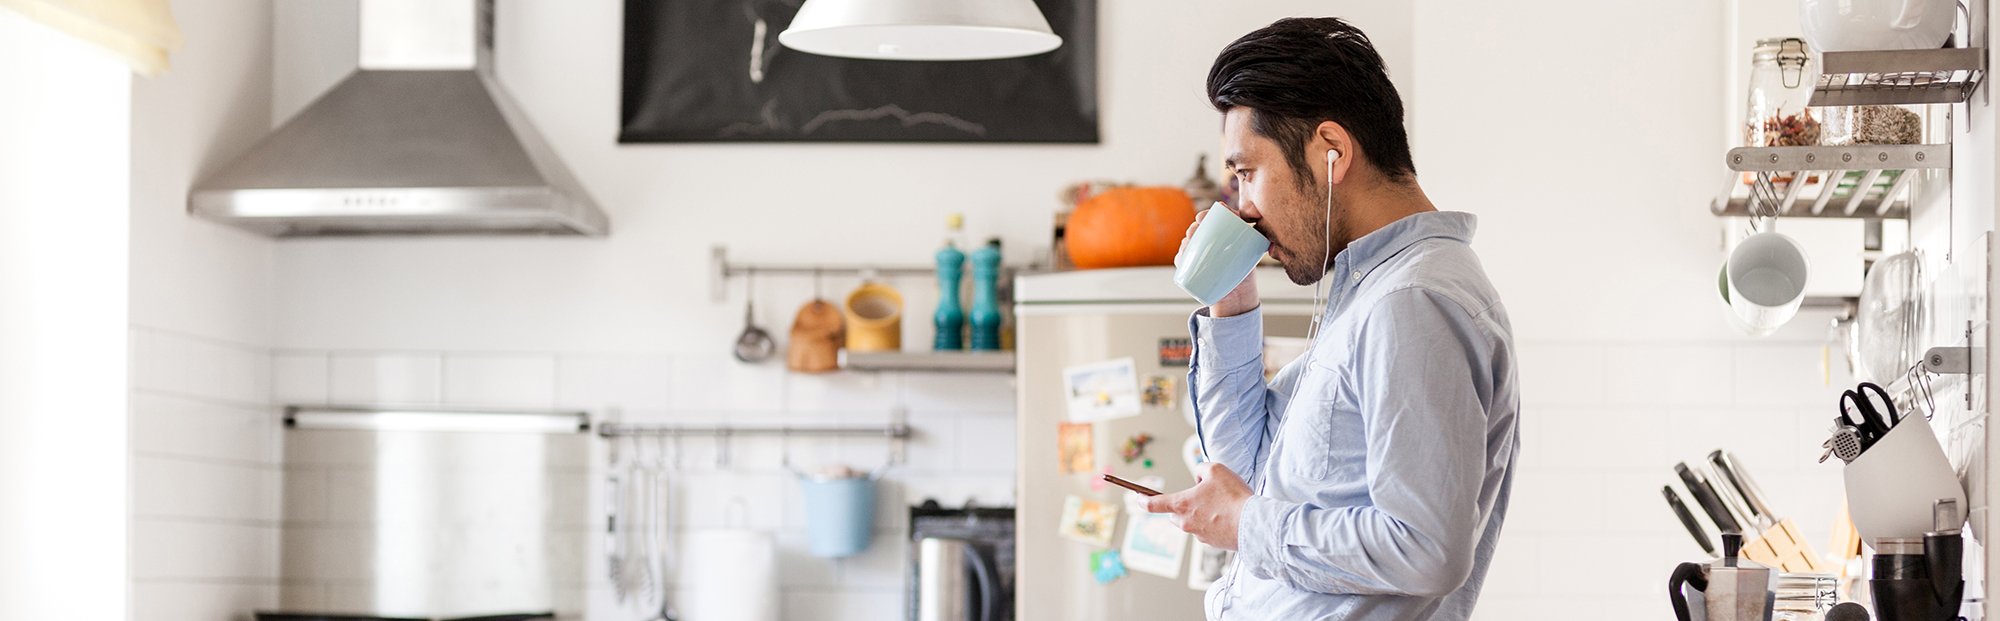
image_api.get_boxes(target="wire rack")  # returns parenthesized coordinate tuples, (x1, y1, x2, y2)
(1810, 48, 1987, 107)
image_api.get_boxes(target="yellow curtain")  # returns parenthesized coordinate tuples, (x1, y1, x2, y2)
(0, 0, 181, 75)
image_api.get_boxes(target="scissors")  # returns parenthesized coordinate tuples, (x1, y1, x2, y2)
(1838, 381, 1901, 451)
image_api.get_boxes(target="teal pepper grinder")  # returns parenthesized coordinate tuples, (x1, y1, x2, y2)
(934, 243, 966, 351)
(969, 238, 1003, 350)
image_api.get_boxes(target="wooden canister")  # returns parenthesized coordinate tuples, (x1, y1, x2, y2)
(842, 282, 903, 353)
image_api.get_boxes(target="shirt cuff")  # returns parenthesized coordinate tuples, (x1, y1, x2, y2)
(1235, 494, 1292, 580)
(1190, 305, 1264, 372)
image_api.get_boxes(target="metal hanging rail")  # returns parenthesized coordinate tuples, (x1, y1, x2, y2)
(596, 421, 911, 439)
(710, 245, 1028, 302)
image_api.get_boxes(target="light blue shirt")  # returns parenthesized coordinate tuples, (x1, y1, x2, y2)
(1187, 211, 1519, 621)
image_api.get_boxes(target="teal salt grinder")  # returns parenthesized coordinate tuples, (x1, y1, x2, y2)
(970, 239, 1002, 350)
(934, 240, 966, 350)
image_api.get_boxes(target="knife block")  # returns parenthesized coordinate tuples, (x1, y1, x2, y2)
(1843, 415, 1966, 542)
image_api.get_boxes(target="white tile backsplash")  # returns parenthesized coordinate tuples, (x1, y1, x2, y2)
(1733, 343, 1856, 405)
(1602, 344, 1734, 407)
(273, 351, 330, 406)
(669, 354, 787, 413)
(112, 322, 1870, 621)
(787, 371, 901, 413)
(953, 412, 1017, 474)
(900, 372, 1015, 413)
(134, 519, 281, 581)
(133, 456, 280, 522)
(329, 352, 443, 404)
(131, 392, 278, 464)
(555, 354, 673, 411)
(133, 581, 279, 621)
(443, 353, 557, 407)
(1514, 343, 1605, 407)
(130, 326, 280, 620)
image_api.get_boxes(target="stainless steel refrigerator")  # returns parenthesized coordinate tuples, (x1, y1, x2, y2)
(1012, 266, 1315, 621)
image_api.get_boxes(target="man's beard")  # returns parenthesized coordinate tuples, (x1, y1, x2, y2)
(1279, 193, 1343, 286)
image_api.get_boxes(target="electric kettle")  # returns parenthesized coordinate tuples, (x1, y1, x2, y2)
(916, 536, 1001, 621)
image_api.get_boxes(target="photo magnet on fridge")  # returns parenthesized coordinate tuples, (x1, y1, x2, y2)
(1121, 485, 1187, 579)
(1058, 422, 1094, 474)
(1058, 494, 1119, 547)
(1063, 357, 1142, 422)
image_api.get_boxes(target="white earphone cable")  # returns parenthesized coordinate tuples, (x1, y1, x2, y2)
(1307, 152, 1335, 342)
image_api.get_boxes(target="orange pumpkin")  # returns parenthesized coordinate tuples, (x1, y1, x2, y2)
(1064, 186, 1197, 269)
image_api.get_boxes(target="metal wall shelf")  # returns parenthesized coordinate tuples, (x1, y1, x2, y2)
(1712, 145, 1950, 219)
(1810, 48, 1986, 107)
(844, 350, 1015, 373)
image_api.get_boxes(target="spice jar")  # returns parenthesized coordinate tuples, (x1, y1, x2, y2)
(1745, 38, 1820, 148)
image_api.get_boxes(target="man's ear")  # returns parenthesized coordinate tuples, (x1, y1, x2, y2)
(1314, 120, 1354, 186)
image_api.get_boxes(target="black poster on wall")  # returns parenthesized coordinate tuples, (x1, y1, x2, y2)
(618, 0, 1098, 144)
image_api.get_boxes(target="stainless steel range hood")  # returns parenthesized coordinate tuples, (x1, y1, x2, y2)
(189, 0, 608, 237)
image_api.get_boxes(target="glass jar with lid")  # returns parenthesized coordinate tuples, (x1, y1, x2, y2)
(1744, 37, 1820, 147)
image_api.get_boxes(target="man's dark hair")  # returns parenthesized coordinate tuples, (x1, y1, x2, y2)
(1206, 17, 1414, 188)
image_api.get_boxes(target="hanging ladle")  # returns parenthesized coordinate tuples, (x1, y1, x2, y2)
(734, 269, 777, 363)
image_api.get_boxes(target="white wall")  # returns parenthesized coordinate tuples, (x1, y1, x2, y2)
(264, 2, 1410, 620)
(127, 0, 283, 619)
(0, 8, 133, 620)
(256, 1, 1899, 620)
(1410, 0, 1863, 617)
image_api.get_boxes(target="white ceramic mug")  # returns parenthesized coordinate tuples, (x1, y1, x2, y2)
(1724, 231, 1811, 336)
(1173, 204, 1270, 306)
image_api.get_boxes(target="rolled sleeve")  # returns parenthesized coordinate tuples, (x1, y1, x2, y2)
(1187, 305, 1281, 485)
(1190, 306, 1265, 373)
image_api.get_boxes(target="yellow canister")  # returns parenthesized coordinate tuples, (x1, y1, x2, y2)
(842, 282, 903, 353)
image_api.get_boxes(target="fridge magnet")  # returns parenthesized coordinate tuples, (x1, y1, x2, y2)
(1058, 495, 1119, 547)
(1182, 434, 1207, 476)
(1063, 357, 1142, 422)
(1186, 540, 1235, 589)
(1090, 549, 1127, 584)
(1157, 337, 1192, 367)
(1128, 492, 1184, 580)
(1140, 375, 1176, 408)
(1119, 433, 1154, 464)
(1057, 422, 1095, 474)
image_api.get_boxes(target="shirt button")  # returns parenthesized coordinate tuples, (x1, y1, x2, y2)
(1350, 271, 1361, 283)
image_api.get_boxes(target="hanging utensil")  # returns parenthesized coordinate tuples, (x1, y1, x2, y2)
(607, 437, 629, 603)
(647, 435, 679, 621)
(1820, 420, 1866, 464)
(734, 270, 777, 363)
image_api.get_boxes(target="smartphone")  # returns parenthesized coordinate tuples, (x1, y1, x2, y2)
(1102, 473, 1162, 496)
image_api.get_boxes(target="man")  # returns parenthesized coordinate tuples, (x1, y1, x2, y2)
(1142, 17, 1520, 621)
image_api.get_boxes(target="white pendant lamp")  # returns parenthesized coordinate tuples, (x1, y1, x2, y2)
(779, 0, 1062, 61)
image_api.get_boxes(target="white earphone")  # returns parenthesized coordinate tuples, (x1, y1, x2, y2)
(1327, 149, 1340, 166)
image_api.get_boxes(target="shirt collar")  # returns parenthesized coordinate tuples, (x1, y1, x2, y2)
(1331, 211, 1478, 289)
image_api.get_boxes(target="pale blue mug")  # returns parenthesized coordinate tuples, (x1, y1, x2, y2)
(1173, 204, 1270, 306)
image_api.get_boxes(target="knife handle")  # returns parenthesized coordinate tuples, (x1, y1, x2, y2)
(1677, 462, 1742, 534)
(1663, 485, 1716, 556)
